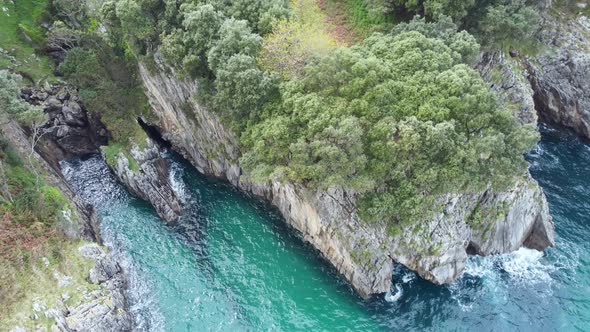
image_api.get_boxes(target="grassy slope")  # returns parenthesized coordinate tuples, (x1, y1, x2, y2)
(0, 0, 55, 82)
(0, 239, 100, 330)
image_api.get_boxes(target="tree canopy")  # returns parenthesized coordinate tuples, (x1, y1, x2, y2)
(100, 0, 538, 230)
(241, 28, 538, 227)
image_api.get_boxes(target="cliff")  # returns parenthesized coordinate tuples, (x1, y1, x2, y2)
(0, 117, 132, 331)
(106, 138, 183, 223)
(138, 56, 554, 297)
(527, 14, 590, 138)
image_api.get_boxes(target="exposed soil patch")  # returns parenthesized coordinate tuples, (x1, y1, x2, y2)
(317, 0, 361, 45)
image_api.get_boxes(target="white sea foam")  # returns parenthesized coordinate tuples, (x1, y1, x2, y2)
(384, 284, 403, 302)
(402, 272, 415, 283)
(168, 160, 189, 204)
(448, 247, 561, 312)
(464, 247, 555, 285)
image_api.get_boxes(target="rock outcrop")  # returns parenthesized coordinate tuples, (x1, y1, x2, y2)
(21, 84, 109, 166)
(527, 14, 590, 138)
(476, 51, 537, 125)
(48, 244, 132, 332)
(138, 56, 554, 297)
(107, 138, 183, 223)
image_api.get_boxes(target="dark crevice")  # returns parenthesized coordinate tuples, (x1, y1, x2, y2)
(466, 241, 481, 256)
(137, 117, 171, 149)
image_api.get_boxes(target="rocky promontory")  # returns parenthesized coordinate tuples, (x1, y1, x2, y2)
(138, 56, 554, 297)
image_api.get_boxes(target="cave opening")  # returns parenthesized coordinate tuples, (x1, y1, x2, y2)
(137, 117, 172, 149)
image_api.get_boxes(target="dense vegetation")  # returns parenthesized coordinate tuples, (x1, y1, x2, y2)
(96, 0, 539, 231)
(342, 0, 540, 49)
(0, 71, 67, 254)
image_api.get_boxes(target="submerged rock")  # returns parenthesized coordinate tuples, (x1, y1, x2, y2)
(137, 55, 554, 297)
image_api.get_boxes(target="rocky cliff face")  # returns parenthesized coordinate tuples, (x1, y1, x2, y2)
(45, 244, 132, 332)
(476, 51, 538, 125)
(107, 138, 183, 223)
(138, 56, 554, 297)
(527, 14, 590, 138)
(21, 84, 109, 168)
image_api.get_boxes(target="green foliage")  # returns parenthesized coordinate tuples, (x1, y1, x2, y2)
(0, 157, 67, 225)
(390, 0, 476, 20)
(51, 0, 88, 28)
(477, 0, 540, 49)
(423, 0, 476, 20)
(241, 28, 538, 228)
(224, 0, 291, 35)
(258, 0, 343, 79)
(391, 16, 480, 64)
(59, 45, 150, 148)
(115, 0, 157, 46)
(161, 3, 224, 77)
(344, 0, 396, 33)
(207, 19, 263, 74)
(213, 54, 279, 126)
(553, 0, 590, 18)
(0, 71, 45, 126)
(362, 0, 396, 19)
(0, 139, 23, 167)
(102, 143, 140, 172)
(0, 0, 55, 82)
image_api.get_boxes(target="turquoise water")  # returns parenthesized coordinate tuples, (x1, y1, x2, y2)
(61, 125, 589, 331)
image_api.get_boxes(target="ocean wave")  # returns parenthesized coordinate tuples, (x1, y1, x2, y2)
(167, 157, 190, 204)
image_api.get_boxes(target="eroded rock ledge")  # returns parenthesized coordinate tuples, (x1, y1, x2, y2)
(138, 56, 554, 297)
(49, 244, 132, 332)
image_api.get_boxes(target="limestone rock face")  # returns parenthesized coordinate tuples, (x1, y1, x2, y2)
(107, 137, 183, 223)
(476, 51, 538, 125)
(138, 55, 554, 297)
(527, 15, 590, 138)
